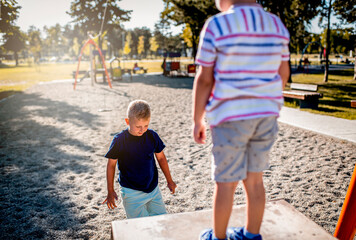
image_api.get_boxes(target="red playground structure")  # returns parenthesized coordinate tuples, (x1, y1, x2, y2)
(73, 38, 112, 90)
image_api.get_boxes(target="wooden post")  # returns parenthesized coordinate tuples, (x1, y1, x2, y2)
(334, 164, 356, 240)
(90, 44, 95, 86)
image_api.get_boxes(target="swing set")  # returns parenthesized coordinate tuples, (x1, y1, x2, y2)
(73, 0, 112, 90)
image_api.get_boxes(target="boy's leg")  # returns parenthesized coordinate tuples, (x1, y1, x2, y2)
(242, 172, 265, 234)
(210, 120, 253, 239)
(243, 116, 277, 234)
(213, 181, 238, 239)
(120, 186, 149, 219)
(146, 185, 167, 216)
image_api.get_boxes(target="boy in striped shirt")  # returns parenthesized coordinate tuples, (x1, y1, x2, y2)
(192, 0, 290, 239)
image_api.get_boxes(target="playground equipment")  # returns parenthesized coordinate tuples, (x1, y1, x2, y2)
(298, 41, 326, 73)
(109, 57, 132, 81)
(73, 37, 112, 90)
(162, 52, 196, 77)
(73, 0, 112, 90)
(334, 164, 356, 240)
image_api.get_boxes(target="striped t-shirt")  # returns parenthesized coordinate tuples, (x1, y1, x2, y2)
(195, 3, 290, 127)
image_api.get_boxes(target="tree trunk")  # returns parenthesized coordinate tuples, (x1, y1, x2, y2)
(354, 47, 356, 80)
(288, 42, 292, 83)
(323, 0, 332, 83)
(14, 52, 19, 66)
(192, 33, 198, 61)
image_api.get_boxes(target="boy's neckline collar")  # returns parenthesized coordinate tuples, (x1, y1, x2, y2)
(126, 128, 147, 137)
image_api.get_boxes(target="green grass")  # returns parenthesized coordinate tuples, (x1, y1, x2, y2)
(287, 68, 356, 120)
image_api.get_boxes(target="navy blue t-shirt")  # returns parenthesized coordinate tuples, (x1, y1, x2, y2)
(105, 129, 165, 193)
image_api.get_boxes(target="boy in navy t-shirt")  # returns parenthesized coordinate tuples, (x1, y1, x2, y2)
(103, 100, 176, 218)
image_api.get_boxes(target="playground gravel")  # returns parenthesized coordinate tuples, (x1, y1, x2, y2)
(0, 75, 355, 239)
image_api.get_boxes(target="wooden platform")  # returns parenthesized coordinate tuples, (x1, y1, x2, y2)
(111, 200, 336, 240)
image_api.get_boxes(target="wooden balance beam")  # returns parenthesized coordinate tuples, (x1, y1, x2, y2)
(111, 199, 336, 240)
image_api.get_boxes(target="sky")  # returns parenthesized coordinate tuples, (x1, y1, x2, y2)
(15, 0, 340, 35)
(15, 0, 182, 34)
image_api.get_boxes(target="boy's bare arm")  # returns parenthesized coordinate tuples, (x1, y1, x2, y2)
(155, 151, 176, 194)
(279, 61, 290, 90)
(103, 158, 118, 209)
(192, 65, 215, 144)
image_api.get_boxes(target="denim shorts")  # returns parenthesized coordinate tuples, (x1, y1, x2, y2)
(120, 185, 167, 219)
(211, 116, 278, 182)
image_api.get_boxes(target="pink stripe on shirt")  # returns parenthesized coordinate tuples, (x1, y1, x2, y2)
(258, 9, 264, 32)
(206, 28, 215, 37)
(216, 69, 277, 74)
(241, 9, 249, 31)
(216, 33, 288, 41)
(219, 52, 284, 56)
(197, 59, 215, 65)
(224, 15, 232, 33)
(211, 95, 283, 101)
(272, 16, 280, 33)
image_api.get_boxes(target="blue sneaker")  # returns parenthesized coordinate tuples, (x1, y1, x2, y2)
(199, 228, 227, 240)
(226, 227, 262, 240)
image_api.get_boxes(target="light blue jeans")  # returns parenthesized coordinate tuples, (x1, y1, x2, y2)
(120, 185, 167, 219)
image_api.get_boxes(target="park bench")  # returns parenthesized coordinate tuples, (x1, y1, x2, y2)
(283, 83, 323, 109)
(72, 70, 89, 82)
(351, 100, 356, 108)
(97, 68, 133, 82)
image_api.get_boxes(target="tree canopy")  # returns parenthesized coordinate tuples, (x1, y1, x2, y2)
(67, 0, 131, 47)
(0, 0, 21, 33)
(333, 0, 356, 24)
(257, 0, 322, 53)
(161, 0, 218, 58)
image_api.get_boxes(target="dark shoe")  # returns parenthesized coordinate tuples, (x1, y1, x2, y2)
(199, 228, 227, 240)
(227, 227, 262, 240)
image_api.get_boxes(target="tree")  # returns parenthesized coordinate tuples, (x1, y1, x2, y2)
(67, 0, 131, 49)
(181, 24, 193, 48)
(161, 0, 218, 59)
(149, 36, 159, 56)
(319, 0, 332, 82)
(123, 32, 131, 56)
(257, 0, 322, 83)
(128, 27, 151, 58)
(333, 0, 356, 24)
(333, 0, 356, 80)
(61, 24, 87, 58)
(137, 35, 145, 57)
(154, 19, 171, 54)
(43, 24, 65, 59)
(107, 27, 125, 57)
(2, 26, 26, 65)
(71, 37, 81, 57)
(320, 28, 353, 55)
(257, 0, 322, 54)
(0, 0, 21, 34)
(27, 26, 42, 63)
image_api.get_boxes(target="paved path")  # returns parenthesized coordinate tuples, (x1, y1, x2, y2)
(279, 107, 356, 143)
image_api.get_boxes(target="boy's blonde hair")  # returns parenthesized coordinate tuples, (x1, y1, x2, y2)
(127, 100, 151, 120)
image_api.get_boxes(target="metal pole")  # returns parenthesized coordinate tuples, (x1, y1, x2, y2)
(122, 33, 125, 69)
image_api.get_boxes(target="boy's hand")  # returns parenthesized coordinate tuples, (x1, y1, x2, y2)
(193, 121, 206, 144)
(102, 191, 118, 209)
(167, 181, 177, 194)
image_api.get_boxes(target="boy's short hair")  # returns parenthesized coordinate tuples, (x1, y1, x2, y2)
(127, 100, 151, 120)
